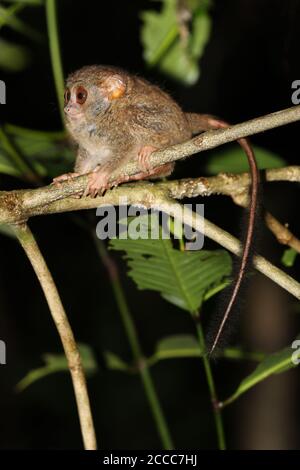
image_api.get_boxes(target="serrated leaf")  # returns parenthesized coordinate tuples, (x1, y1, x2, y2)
(16, 343, 97, 392)
(206, 145, 286, 174)
(224, 340, 300, 406)
(110, 214, 232, 313)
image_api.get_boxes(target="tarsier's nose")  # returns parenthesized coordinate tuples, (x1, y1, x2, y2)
(64, 104, 80, 116)
(64, 105, 72, 114)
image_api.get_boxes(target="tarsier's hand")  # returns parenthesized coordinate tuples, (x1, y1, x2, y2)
(83, 145, 168, 197)
(137, 145, 158, 173)
(53, 165, 115, 198)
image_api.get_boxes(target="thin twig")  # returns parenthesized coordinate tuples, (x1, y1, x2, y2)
(194, 319, 226, 450)
(161, 171, 300, 253)
(13, 223, 97, 450)
(264, 213, 300, 253)
(91, 235, 174, 449)
(45, 0, 65, 123)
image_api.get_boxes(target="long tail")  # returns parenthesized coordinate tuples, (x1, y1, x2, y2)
(186, 112, 260, 355)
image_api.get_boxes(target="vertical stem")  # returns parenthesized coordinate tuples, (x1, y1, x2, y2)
(45, 0, 65, 123)
(93, 237, 174, 450)
(194, 319, 226, 450)
(13, 223, 97, 450)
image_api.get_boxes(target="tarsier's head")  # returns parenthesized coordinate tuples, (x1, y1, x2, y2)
(64, 65, 128, 125)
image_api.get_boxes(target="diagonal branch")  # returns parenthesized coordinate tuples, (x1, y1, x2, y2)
(1, 105, 300, 220)
(0, 165, 300, 224)
(1, 106, 300, 302)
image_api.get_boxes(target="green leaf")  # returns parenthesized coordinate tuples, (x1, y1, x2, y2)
(140, 0, 178, 67)
(223, 341, 300, 406)
(157, 39, 199, 85)
(0, 128, 73, 178)
(12, 133, 74, 177)
(104, 335, 265, 372)
(16, 344, 97, 392)
(281, 248, 298, 268)
(148, 334, 264, 366)
(110, 214, 232, 313)
(140, 0, 211, 84)
(206, 145, 286, 174)
(189, 9, 211, 60)
(0, 38, 31, 71)
(150, 334, 201, 364)
(0, 148, 22, 177)
(104, 351, 131, 372)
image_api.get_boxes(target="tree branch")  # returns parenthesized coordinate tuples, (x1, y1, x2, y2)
(161, 170, 300, 253)
(1, 105, 300, 220)
(1, 106, 300, 302)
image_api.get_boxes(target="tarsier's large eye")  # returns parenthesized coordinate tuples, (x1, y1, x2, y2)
(76, 86, 88, 104)
(64, 88, 71, 105)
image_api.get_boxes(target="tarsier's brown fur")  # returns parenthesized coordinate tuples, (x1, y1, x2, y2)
(54, 65, 259, 353)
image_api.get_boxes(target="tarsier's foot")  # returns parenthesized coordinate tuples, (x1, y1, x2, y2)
(148, 162, 174, 179)
(83, 167, 111, 198)
(137, 145, 158, 173)
(112, 163, 174, 187)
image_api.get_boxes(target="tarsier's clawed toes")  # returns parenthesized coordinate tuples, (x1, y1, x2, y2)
(54, 65, 259, 351)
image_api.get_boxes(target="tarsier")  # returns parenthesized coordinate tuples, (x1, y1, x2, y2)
(54, 65, 259, 354)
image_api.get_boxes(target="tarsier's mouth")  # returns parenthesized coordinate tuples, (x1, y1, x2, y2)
(64, 110, 84, 120)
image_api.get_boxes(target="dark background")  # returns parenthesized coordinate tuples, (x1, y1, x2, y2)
(0, 0, 300, 449)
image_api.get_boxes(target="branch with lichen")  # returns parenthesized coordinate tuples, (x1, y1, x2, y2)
(1, 107, 300, 301)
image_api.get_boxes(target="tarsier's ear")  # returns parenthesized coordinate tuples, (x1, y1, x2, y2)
(103, 75, 126, 101)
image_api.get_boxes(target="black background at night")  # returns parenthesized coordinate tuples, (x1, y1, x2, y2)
(0, 0, 300, 449)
